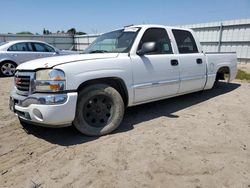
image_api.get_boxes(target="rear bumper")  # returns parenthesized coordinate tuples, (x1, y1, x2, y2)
(10, 89, 78, 127)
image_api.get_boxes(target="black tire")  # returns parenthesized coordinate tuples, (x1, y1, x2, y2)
(212, 72, 223, 89)
(0, 61, 16, 77)
(73, 84, 125, 136)
(212, 78, 219, 89)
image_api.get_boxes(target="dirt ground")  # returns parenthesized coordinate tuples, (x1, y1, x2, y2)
(0, 77, 250, 188)
(238, 63, 250, 74)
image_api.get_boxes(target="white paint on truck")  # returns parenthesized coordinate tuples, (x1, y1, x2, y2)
(10, 24, 237, 135)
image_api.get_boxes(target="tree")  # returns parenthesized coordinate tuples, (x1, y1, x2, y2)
(67, 28, 76, 36)
(43, 28, 46, 35)
(76, 31, 86, 35)
(16, 31, 34, 35)
(43, 28, 51, 35)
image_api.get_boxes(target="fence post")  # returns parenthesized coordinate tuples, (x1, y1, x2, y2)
(218, 22, 223, 52)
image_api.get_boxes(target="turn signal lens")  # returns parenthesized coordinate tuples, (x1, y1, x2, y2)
(54, 75, 63, 81)
(49, 84, 61, 91)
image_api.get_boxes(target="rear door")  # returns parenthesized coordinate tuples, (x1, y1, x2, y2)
(172, 29, 206, 93)
(131, 28, 180, 103)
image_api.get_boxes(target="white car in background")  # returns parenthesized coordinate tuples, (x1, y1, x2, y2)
(0, 40, 78, 76)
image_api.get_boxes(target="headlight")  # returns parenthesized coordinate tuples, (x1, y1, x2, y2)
(35, 69, 66, 92)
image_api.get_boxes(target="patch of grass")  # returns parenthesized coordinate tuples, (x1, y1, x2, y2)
(236, 69, 250, 81)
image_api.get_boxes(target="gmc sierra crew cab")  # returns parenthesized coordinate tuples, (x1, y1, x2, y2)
(9, 25, 237, 136)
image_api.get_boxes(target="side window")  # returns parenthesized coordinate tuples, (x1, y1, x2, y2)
(138, 28, 172, 55)
(8, 43, 31, 52)
(44, 44, 55, 52)
(33, 43, 55, 52)
(33, 43, 46, 52)
(172, 29, 198, 54)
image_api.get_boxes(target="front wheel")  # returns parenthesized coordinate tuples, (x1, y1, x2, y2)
(0, 61, 16, 77)
(73, 84, 125, 136)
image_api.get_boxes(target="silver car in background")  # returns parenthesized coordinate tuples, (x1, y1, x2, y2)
(0, 40, 78, 76)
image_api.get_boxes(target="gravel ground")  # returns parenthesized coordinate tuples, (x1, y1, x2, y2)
(0, 77, 250, 188)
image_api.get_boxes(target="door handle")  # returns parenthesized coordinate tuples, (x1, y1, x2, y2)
(171, 59, 179, 66)
(197, 58, 203, 64)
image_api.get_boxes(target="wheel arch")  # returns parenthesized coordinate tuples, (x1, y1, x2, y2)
(0, 59, 18, 67)
(76, 77, 129, 107)
(216, 66, 231, 82)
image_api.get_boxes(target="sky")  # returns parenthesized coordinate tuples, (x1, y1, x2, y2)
(0, 0, 250, 34)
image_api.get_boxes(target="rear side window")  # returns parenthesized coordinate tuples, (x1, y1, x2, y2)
(138, 28, 172, 55)
(8, 43, 31, 51)
(172, 29, 198, 54)
(33, 43, 55, 52)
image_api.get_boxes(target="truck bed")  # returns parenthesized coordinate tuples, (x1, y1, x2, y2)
(205, 52, 237, 82)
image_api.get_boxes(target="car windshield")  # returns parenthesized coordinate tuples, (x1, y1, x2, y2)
(84, 27, 140, 54)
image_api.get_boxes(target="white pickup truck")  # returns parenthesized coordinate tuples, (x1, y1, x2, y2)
(10, 24, 237, 136)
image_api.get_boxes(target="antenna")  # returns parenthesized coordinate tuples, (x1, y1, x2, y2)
(124, 24, 134, 28)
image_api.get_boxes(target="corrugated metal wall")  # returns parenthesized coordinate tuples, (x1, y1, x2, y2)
(73, 19, 250, 63)
(0, 34, 74, 50)
(74, 34, 100, 51)
(1, 19, 249, 63)
(179, 19, 250, 63)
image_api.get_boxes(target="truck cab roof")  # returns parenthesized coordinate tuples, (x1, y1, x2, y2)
(126, 24, 193, 32)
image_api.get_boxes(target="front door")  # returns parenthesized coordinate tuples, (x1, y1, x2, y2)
(131, 28, 180, 103)
(31, 42, 57, 59)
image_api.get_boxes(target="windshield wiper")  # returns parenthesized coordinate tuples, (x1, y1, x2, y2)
(88, 50, 108, 54)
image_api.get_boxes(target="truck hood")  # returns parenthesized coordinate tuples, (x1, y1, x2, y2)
(16, 53, 119, 70)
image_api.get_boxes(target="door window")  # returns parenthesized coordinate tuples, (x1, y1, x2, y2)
(44, 44, 55, 52)
(33, 43, 55, 52)
(172, 29, 198, 54)
(8, 43, 31, 51)
(138, 28, 172, 55)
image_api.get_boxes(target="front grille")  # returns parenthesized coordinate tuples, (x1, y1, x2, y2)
(14, 71, 35, 95)
(15, 75, 30, 91)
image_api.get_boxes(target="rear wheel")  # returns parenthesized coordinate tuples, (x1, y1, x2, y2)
(0, 61, 16, 77)
(73, 84, 124, 136)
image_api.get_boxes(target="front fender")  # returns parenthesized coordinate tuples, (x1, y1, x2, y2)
(55, 55, 134, 105)
(75, 70, 133, 105)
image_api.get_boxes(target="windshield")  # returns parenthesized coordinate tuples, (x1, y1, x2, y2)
(84, 27, 140, 54)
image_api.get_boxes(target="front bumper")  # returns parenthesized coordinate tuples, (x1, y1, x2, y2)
(10, 89, 78, 127)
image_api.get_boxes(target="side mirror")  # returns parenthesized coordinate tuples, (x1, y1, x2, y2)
(55, 49, 60, 54)
(137, 42, 156, 56)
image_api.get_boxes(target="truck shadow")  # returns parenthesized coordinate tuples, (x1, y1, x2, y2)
(20, 82, 240, 146)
